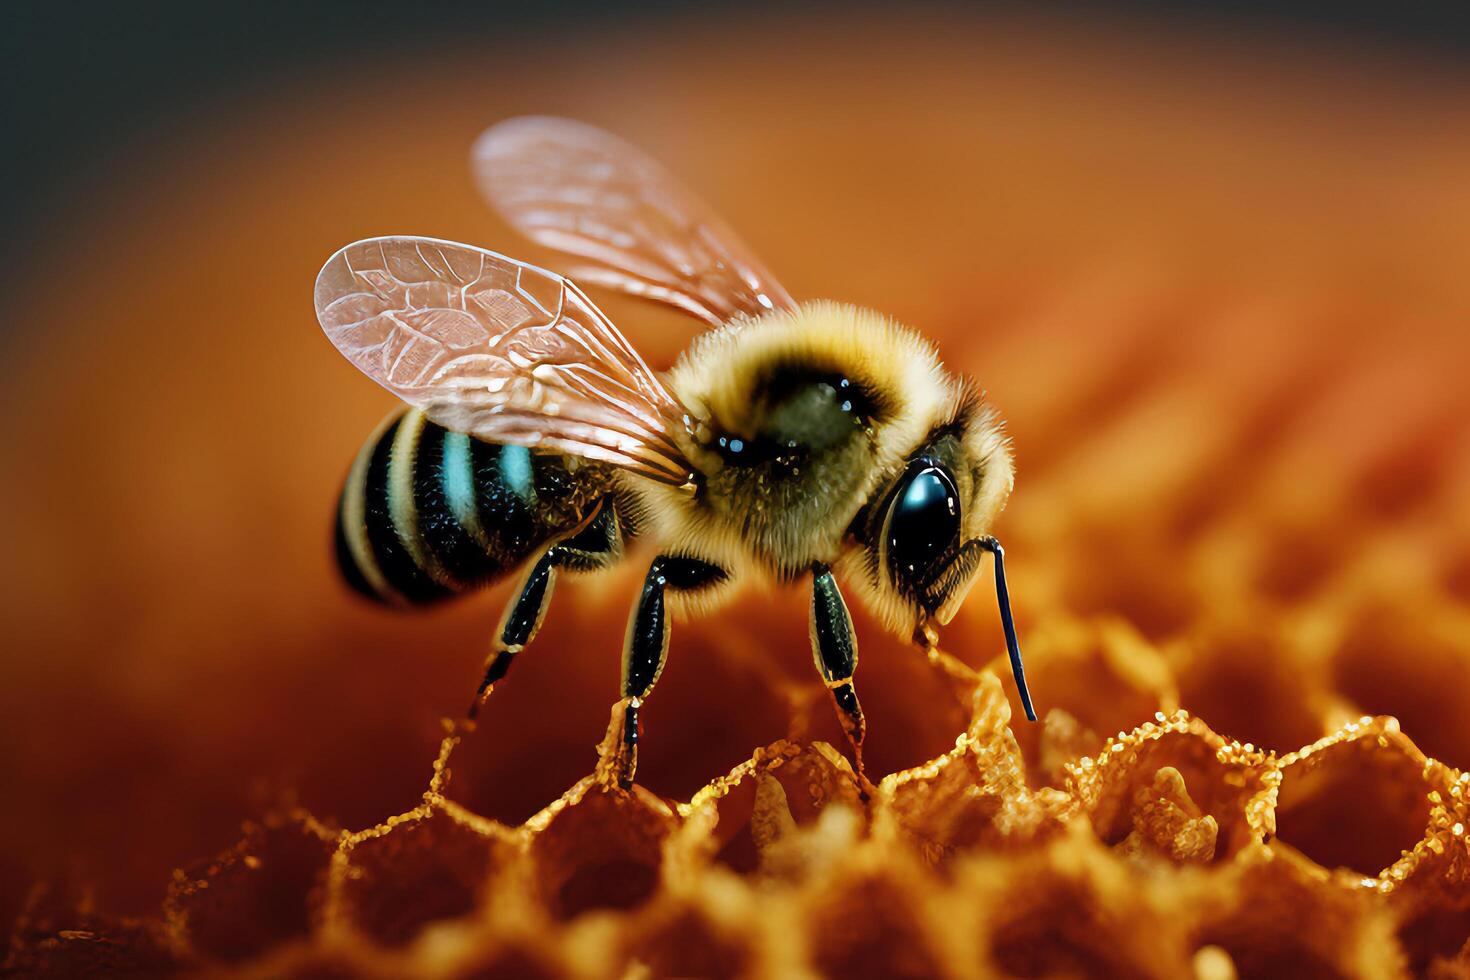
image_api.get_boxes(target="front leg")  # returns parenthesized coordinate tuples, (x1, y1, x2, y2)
(603, 554, 728, 789)
(809, 562, 870, 791)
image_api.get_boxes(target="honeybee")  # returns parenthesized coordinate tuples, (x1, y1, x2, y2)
(317, 117, 1035, 788)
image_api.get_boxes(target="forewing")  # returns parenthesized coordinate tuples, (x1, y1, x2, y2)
(315, 236, 693, 484)
(473, 116, 797, 328)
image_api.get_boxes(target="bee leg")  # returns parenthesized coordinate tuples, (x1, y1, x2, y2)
(469, 501, 624, 718)
(467, 553, 558, 718)
(810, 562, 871, 796)
(605, 554, 728, 789)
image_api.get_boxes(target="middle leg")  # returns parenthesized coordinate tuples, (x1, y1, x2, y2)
(604, 554, 728, 789)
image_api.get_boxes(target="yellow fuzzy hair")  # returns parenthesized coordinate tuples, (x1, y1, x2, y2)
(626, 301, 1014, 632)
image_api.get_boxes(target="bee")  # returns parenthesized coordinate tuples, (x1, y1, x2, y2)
(317, 117, 1035, 788)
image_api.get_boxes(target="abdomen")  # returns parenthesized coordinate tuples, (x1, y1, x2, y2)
(334, 409, 613, 604)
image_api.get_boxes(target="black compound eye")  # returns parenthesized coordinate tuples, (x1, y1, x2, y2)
(884, 460, 961, 587)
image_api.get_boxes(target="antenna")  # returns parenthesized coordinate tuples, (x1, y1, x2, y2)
(977, 536, 1037, 722)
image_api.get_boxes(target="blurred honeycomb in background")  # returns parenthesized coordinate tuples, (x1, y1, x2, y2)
(3, 7, 1470, 978)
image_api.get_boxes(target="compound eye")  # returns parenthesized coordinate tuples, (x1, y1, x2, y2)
(884, 461, 961, 587)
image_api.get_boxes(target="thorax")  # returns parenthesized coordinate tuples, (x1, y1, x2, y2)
(634, 301, 954, 578)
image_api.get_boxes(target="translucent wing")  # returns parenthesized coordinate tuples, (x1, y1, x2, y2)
(315, 236, 693, 485)
(473, 116, 797, 328)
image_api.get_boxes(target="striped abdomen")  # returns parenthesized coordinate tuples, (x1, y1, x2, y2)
(334, 409, 614, 604)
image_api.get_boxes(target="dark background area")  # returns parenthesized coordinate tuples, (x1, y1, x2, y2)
(4, 0, 1470, 276)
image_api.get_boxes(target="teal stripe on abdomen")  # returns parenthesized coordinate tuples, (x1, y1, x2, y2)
(412, 421, 514, 586)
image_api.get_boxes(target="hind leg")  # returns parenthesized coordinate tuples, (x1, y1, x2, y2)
(468, 500, 625, 717)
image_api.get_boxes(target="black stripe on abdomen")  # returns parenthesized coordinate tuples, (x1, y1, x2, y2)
(360, 415, 454, 604)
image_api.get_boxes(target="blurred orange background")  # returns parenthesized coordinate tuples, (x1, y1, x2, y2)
(2, 4, 1469, 937)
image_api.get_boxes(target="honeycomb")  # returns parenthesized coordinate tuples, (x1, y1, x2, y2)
(13, 686, 1470, 977)
(4, 13, 1470, 980)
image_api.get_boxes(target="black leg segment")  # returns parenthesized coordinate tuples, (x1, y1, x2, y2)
(809, 562, 868, 782)
(469, 551, 558, 716)
(614, 554, 728, 787)
(622, 560, 672, 700)
(469, 500, 624, 718)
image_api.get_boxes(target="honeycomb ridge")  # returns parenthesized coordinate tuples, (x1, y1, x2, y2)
(9, 662, 1469, 978)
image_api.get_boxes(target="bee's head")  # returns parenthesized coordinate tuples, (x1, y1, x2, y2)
(858, 395, 1013, 628)
(841, 390, 1036, 720)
